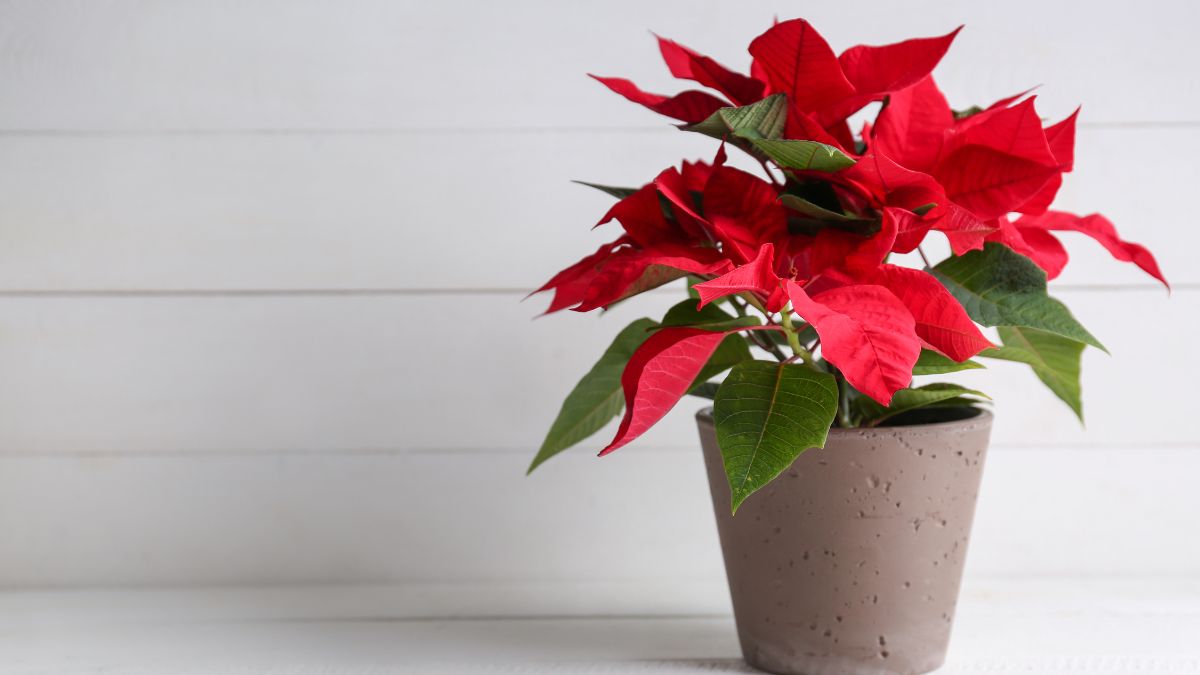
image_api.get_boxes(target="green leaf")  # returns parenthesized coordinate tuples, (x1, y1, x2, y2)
(662, 298, 734, 326)
(605, 265, 691, 308)
(912, 350, 984, 376)
(529, 318, 657, 473)
(714, 361, 840, 513)
(695, 335, 753, 387)
(954, 105, 986, 121)
(660, 299, 754, 387)
(661, 298, 760, 331)
(684, 93, 788, 141)
(689, 381, 721, 400)
(571, 180, 638, 199)
(749, 138, 857, 172)
(981, 326, 1085, 421)
(930, 243, 1105, 351)
(681, 95, 853, 172)
(762, 327, 793, 346)
(855, 383, 991, 427)
(916, 396, 987, 409)
(779, 194, 861, 222)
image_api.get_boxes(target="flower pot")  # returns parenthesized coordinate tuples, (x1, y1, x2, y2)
(696, 408, 993, 675)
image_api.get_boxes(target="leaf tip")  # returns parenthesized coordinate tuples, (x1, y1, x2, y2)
(526, 448, 550, 475)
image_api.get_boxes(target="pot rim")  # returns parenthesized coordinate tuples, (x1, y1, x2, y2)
(695, 406, 993, 437)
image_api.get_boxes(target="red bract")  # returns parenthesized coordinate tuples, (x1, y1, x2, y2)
(747, 19, 854, 115)
(590, 75, 727, 124)
(823, 26, 962, 126)
(785, 280, 921, 405)
(600, 326, 733, 455)
(699, 165, 789, 262)
(532, 17, 1168, 490)
(840, 152, 997, 254)
(1012, 211, 1168, 287)
(694, 243, 785, 310)
(534, 237, 733, 314)
(600, 325, 779, 456)
(656, 35, 765, 105)
(853, 265, 994, 361)
(869, 76, 953, 173)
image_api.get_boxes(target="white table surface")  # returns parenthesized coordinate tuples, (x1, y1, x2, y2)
(2, 577, 1198, 674)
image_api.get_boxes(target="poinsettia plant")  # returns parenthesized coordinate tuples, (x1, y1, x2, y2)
(528, 19, 1167, 511)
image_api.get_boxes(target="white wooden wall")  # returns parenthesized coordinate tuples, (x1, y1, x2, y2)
(0, 0, 1195, 589)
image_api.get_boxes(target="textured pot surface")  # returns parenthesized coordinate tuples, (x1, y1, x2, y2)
(697, 409, 993, 675)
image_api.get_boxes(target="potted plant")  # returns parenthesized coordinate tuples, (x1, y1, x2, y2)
(527, 17, 1167, 675)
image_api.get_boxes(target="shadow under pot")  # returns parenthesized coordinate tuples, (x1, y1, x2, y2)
(696, 408, 993, 675)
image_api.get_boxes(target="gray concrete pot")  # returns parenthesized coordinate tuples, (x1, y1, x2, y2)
(697, 408, 993, 675)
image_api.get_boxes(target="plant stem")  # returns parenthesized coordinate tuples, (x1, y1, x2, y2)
(739, 292, 769, 317)
(757, 157, 782, 186)
(779, 304, 814, 365)
(748, 330, 787, 362)
(835, 370, 856, 428)
(917, 245, 933, 269)
(728, 295, 787, 360)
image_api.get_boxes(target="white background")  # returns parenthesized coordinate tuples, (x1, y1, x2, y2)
(0, 0, 1195, 598)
